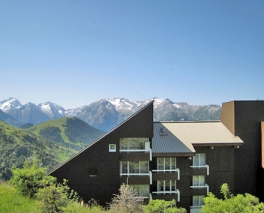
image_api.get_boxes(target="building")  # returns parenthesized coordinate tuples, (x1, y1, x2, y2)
(50, 100, 264, 212)
(221, 101, 264, 200)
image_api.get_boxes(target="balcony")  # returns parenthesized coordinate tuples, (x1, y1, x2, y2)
(120, 148, 152, 161)
(190, 164, 209, 175)
(190, 184, 209, 195)
(120, 171, 152, 184)
(152, 189, 180, 202)
(190, 206, 202, 213)
(152, 168, 180, 180)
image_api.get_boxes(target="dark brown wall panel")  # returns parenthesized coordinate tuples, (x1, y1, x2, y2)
(232, 101, 264, 199)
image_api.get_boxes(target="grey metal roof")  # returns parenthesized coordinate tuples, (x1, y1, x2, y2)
(152, 122, 195, 154)
(152, 121, 243, 154)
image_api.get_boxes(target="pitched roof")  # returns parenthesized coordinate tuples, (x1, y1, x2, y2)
(153, 122, 195, 154)
(49, 100, 154, 174)
(152, 121, 243, 154)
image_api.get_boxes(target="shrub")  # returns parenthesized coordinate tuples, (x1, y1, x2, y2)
(201, 183, 264, 213)
(36, 179, 79, 213)
(109, 183, 144, 213)
(9, 160, 50, 198)
(144, 199, 186, 213)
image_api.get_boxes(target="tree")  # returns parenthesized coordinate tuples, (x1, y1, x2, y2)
(9, 160, 51, 198)
(109, 183, 144, 213)
(201, 183, 264, 213)
(144, 199, 186, 213)
(36, 179, 79, 213)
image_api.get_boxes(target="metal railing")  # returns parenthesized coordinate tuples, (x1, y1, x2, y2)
(120, 171, 152, 184)
(119, 148, 152, 161)
(152, 168, 180, 180)
(152, 189, 180, 202)
(190, 164, 209, 175)
(190, 184, 209, 195)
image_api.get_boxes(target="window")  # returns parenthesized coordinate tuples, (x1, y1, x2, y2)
(157, 157, 176, 171)
(89, 168, 98, 177)
(120, 161, 149, 174)
(193, 153, 206, 166)
(193, 176, 205, 186)
(130, 185, 149, 197)
(192, 195, 204, 207)
(157, 180, 177, 192)
(159, 127, 167, 136)
(120, 138, 149, 150)
(109, 144, 116, 152)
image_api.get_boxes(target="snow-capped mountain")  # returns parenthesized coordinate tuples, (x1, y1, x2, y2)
(7, 102, 51, 124)
(0, 97, 221, 131)
(37, 102, 65, 119)
(72, 99, 119, 131)
(0, 97, 22, 113)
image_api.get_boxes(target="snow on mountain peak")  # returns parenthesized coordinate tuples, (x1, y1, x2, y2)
(107, 98, 134, 111)
(0, 97, 22, 112)
(39, 102, 52, 112)
(153, 98, 167, 108)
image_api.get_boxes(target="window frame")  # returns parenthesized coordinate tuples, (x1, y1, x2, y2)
(192, 195, 205, 207)
(120, 161, 149, 174)
(192, 175, 205, 186)
(109, 144, 116, 152)
(157, 157, 177, 171)
(193, 153, 206, 166)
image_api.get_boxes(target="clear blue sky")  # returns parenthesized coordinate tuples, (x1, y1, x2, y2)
(1, 0, 263, 109)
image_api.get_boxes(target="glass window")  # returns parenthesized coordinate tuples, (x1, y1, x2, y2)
(171, 158, 176, 169)
(120, 161, 149, 174)
(157, 180, 164, 191)
(165, 180, 170, 191)
(129, 138, 138, 149)
(157, 157, 177, 171)
(193, 176, 205, 186)
(165, 158, 170, 169)
(157, 158, 164, 170)
(120, 139, 128, 149)
(157, 180, 177, 192)
(109, 144, 116, 152)
(121, 161, 128, 173)
(193, 153, 206, 166)
(140, 161, 148, 173)
(129, 161, 139, 173)
(193, 195, 205, 206)
(120, 138, 149, 150)
(171, 180, 176, 191)
(131, 185, 149, 197)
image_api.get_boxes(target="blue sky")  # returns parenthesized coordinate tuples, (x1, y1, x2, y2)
(1, 0, 263, 109)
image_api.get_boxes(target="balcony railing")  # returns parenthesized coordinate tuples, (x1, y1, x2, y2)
(120, 171, 152, 184)
(190, 164, 209, 175)
(152, 168, 180, 180)
(190, 206, 202, 213)
(152, 189, 180, 202)
(120, 148, 152, 161)
(190, 184, 209, 195)
(134, 192, 151, 199)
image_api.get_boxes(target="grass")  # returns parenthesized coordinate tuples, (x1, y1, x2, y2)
(0, 181, 41, 213)
(0, 181, 108, 213)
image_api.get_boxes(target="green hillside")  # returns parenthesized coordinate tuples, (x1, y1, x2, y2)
(28, 117, 104, 151)
(0, 120, 62, 180)
(0, 117, 104, 180)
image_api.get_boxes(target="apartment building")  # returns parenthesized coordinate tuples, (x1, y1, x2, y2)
(50, 100, 264, 212)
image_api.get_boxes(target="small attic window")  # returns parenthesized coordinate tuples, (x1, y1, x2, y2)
(109, 144, 116, 152)
(159, 127, 167, 136)
(89, 168, 98, 177)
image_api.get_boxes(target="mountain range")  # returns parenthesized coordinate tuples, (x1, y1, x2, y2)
(0, 97, 221, 132)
